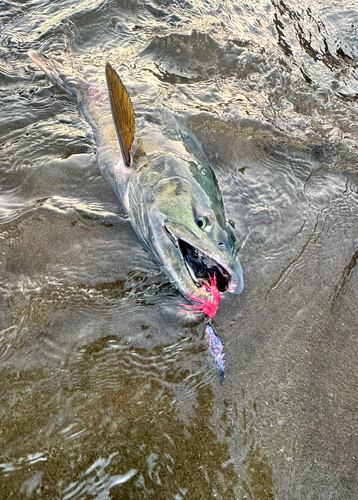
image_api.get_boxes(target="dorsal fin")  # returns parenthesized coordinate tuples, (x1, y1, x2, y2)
(105, 62, 135, 167)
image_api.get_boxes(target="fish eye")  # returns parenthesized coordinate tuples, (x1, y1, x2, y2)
(197, 217, 206, 229)
(197, 214, 213, 231)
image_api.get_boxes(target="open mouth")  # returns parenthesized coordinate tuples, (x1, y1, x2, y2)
(177, 238, 231, 293)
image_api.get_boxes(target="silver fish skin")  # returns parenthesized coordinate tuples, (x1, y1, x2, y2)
(27, 50, 244, 302)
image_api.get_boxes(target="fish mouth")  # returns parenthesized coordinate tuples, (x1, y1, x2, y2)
(164, 224, 236, 293)
(178, 238, 231, 292)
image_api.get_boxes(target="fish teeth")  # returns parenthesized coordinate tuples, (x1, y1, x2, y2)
(186, 262, 199, 284)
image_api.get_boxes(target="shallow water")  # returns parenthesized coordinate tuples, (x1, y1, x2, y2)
(1, 1, 358, 498)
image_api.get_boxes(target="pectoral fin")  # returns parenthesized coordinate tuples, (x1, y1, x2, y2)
(105, 63, 135, 168)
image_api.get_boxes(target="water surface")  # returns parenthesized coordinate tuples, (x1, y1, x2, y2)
(1, 1, 358, 498)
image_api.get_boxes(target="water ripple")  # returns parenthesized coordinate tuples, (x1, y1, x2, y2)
(62, 452, 137, 500)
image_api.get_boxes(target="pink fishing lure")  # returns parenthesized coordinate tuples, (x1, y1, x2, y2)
(179, 274, 220, 319)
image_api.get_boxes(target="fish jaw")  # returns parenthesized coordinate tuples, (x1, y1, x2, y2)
(229, 258, 244, 294)
(150, 218, 215, 302)
(163, 220, 244, 301)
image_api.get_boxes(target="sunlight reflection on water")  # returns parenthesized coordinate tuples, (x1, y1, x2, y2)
(1, 0, 358, 498)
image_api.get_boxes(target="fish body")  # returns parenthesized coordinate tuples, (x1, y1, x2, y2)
(27, 51, 244, 303)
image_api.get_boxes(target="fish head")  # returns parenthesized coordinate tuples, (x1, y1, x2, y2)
(145, 156, 244, 302)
